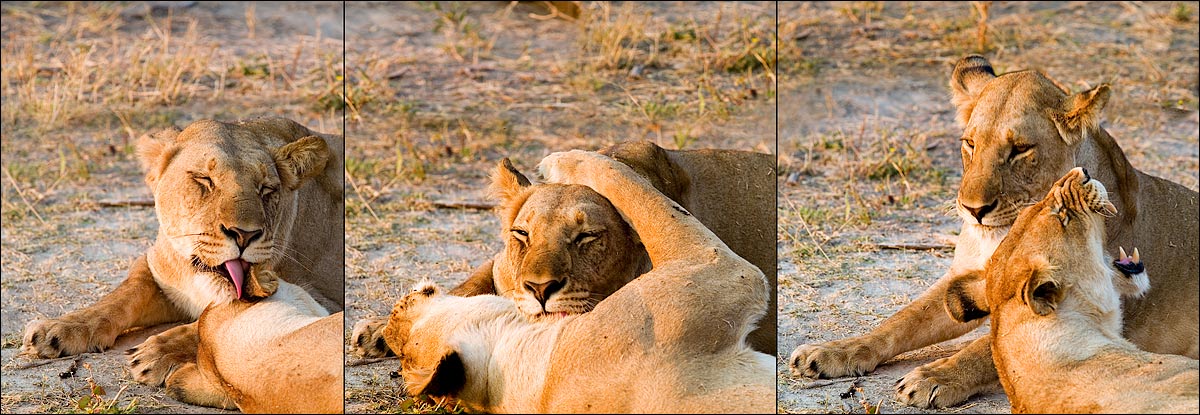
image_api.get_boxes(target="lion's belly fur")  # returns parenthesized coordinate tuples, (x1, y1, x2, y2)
(996, 315, 1199, 413)
(197, 281, 343, 413)
(452, 296, 774, 413)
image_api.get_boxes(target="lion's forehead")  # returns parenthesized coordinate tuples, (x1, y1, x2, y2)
(515, 189, 621, 231)
(175, 144, 277, 184)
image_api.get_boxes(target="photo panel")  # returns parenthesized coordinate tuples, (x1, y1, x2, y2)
(343, 1, 778, 413)
(777, 1, 1198, 413)
(1, 2, 345, 413)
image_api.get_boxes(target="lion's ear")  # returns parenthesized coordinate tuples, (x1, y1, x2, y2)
(488, 158, 531, 205)
(404, 349, 467, 399)
(135, 127, 182, 188)
(1053, 84, 1110, 146)
(949, 55, 997, 127)
(1021, 264, 1064, 317)
(274, 136, 330, 190)
(944, 270, 989, 323)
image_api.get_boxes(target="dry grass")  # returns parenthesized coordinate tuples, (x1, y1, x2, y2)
(778, 1, 1198, 413)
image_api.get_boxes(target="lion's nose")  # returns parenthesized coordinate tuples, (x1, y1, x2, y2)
(963, 201, 998, 224)
(221, 225, 263, 251)
(524, 279, 566, 306)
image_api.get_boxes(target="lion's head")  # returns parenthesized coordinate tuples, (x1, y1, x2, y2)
(136, 118, 330, 304)
(486, 158, 649, 319)
(945, 168, 1148, 328)
(950, 55, 1112, 228)
(382, 280, 518, 405)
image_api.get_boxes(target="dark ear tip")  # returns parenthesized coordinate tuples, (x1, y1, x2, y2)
(497, 157, 531, 187)
(954, 55, 995, 74)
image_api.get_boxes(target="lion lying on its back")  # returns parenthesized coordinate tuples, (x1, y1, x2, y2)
(945, 168, 1199, 413)
(353, 141, 777, 357)
(163, 266, 343, 413)
(383, 151, 774, 413)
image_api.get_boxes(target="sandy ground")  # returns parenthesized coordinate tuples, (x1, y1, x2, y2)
(777, 1, 1198, 413)
(1, 2, 342, 413)
(342, 2, 776, 412)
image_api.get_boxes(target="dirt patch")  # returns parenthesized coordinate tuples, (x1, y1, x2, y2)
(342, 2, 776, 413)
(1, 2, 342, 413)
(777, 1, 1198, 413)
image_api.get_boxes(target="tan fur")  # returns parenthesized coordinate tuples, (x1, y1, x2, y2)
(789, 55, 1199, 408)
(352, 141, 777, 357)
(163, 268, 344, 414)
(382, 151, 774, 413)
(21, 118, 344, 389)
(945, 168, 1198, 413)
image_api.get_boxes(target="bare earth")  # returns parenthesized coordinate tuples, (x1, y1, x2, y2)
(1, 2, 342, 413)
(777, 1, 1198, 413)
(342, 2, 775, 413)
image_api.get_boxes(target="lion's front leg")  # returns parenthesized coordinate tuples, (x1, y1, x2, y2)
(128, 322, 199, 386)
(538, 150, 728, 267)
(21, 255, 188, 358)
(789, 270, 985, 379)
(894, 335, 1001, 408)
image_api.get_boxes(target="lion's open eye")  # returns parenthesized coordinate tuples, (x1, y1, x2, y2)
(1009, 144, 1034, 162)
(574, 231, 600, 245)
(510, 228, 529, 243)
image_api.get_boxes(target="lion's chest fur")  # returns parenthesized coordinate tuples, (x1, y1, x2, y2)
(950, 223, 1008, 275)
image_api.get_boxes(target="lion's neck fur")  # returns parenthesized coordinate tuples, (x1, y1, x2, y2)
(205, 281, 328, 357)
(993, 241, 1194, 413)
(449, 305, 568, 413)
(147, 243, 220, 318)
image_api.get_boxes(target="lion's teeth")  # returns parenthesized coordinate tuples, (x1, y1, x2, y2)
(1132, 247, 1140, 263)
(1118, 246, 1128, 262)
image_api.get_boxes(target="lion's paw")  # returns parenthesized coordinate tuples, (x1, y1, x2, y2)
(894, 357, 979, 409)
(349, 317, 394, 359)
(127, 324, 198, 386)
(788, 340, 881, 379)
(22, 318, 110, 358)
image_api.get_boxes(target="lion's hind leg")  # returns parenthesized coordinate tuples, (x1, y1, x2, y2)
(164, 362, 237, 410)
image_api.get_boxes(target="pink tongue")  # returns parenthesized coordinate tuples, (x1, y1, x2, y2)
(223, 259, 247, 300)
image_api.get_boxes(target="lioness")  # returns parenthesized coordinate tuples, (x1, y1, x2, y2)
(21, 118, 344, 388)
(162, 266, 344, 414)
(352, 141, 777, 356)
(789, 55, 1199, 408)
(944, 168, 1199, 413)
(382, 150, 774, 413)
